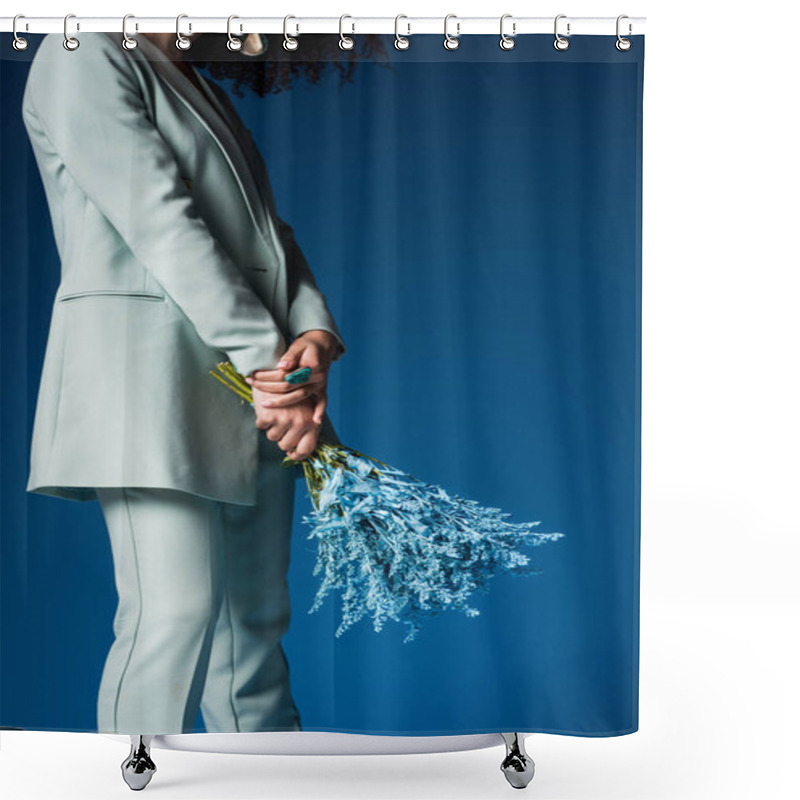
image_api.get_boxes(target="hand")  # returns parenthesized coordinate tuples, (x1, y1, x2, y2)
(252, 384, 322, 460)
(246, 330, 340, 425)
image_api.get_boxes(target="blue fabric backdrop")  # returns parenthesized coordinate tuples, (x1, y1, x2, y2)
(1, 33, 643, 735)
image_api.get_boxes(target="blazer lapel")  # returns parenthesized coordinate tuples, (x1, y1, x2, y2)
(128, 34, 278, 260)
(195, 74, 275, 218)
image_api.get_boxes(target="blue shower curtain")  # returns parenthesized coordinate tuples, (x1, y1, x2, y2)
(0, 31, 643, 737)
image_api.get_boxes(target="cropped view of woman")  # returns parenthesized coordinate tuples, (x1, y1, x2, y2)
(21, 29, 351, 734)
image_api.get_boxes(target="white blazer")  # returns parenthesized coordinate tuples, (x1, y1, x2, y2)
(22, 32, 346, 506)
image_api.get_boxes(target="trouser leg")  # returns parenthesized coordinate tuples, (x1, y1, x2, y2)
(95, 486, 224, 734)
(199, 432, 302, 732)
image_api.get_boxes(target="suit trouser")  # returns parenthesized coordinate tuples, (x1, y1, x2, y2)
(94, 431, 302, 734)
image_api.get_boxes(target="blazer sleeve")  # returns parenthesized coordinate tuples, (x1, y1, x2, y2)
(22, 33, 286, 378)
(277, 218, 346, 362)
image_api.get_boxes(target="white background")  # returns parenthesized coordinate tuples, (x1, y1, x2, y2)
(2, 1, 798, 798)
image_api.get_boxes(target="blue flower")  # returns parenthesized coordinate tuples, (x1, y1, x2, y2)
(295, 440, 565, 643)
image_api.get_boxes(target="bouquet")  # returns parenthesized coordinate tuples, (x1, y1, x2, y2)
(211, 361, 565, 643)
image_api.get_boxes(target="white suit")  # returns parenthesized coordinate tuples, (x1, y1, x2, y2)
(22, 33, 342, 732)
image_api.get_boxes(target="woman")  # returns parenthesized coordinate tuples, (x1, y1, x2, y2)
(21, 29, 347, 734)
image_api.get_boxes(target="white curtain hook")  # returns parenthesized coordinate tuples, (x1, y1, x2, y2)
(339, 14, 355, 50)
(394, 14, 410, 50)
(616, 14, 632, 51)
(176, 13, 192, 51)
(554, 14, 570, 51)
(63, 13, 80, 51)
(12, 14, 29, 51)
(283, 15, 299, 51)
(227, 15, 243, 51)
(500, 14, 516, 50)
(122, 14, 138, 51)
(444, 13, 460, 50)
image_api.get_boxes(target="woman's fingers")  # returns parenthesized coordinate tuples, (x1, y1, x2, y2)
(247, 372, 290, 391)
(255, 372, 327, 407)
(265, 418, 292, 442)
(312, 391, 327, 424)
(255, 380, 308, 396)
(249, 351, 325, 387)
(279, 420, 312, 455)
(285, 428, 320, 461)
(248, 368, 322, 393)
(258, 385, 319, 408)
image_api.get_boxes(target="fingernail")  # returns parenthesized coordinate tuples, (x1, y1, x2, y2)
(245, 377, 253, 383)
(261, 401, 273, 407)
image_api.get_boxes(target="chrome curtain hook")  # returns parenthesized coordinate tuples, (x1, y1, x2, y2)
(63, 13, 80, 51)
(394, 14, 410, 50)
(554, 14, 570, 51)
(615, 14, 632, 51)
(227, 14, 243, 51)
(12, 14, 29, 51)
(444, 13, 460, 50)
(176, 13, 192, 50)
(122, 14, 138, 51)
(339, 14, 355, 50)
(500, 13, 516, 50)
(283, 15, 299, 51)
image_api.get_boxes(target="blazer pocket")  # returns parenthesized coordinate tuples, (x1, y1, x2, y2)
(57, 289, 167, 303)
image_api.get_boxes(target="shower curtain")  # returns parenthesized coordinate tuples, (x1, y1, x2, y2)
(0, 29, 643, 738)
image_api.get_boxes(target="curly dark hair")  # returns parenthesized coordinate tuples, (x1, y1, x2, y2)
(188, 32, 391, 97)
